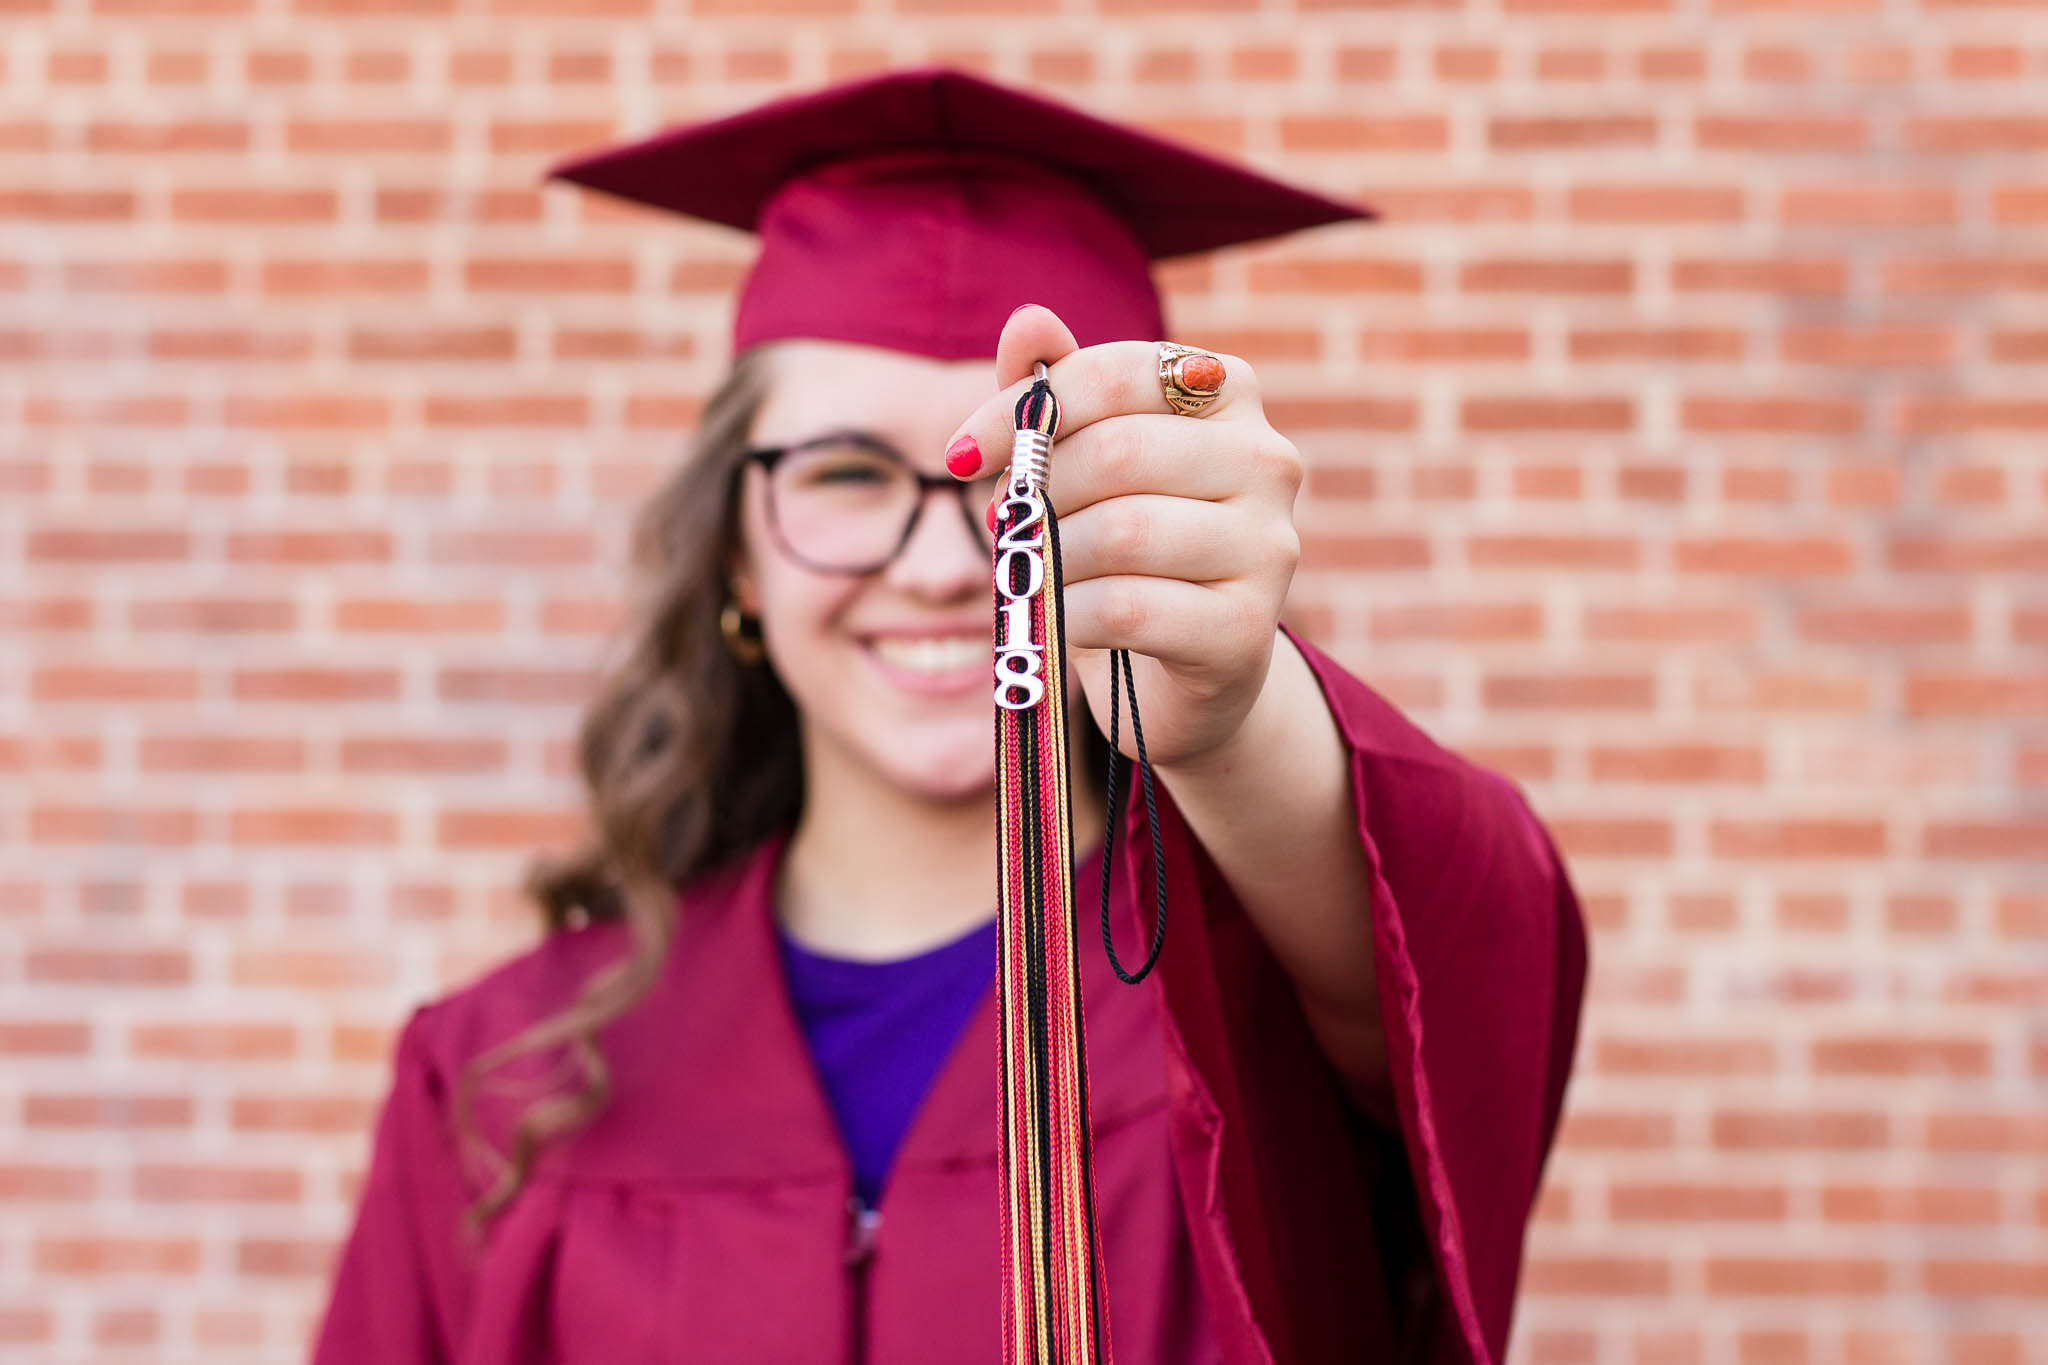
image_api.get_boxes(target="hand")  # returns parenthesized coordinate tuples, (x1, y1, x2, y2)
(945, 304, 1304, 772)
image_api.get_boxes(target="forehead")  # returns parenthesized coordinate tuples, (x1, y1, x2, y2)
(750, 339, 992, 442)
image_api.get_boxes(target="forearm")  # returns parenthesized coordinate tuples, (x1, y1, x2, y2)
(1152, 626, 1392, 1117)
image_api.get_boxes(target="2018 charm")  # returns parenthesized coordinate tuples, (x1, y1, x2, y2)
(991, 488, 1046, 710)
(991, 387, 1053, 712)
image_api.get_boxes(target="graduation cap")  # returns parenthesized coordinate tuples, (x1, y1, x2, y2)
(547, 65, 1378, 361)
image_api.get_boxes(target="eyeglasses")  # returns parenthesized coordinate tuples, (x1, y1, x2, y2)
(740, 430, 1005, 575)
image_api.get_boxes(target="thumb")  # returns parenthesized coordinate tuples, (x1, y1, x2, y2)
(943, 304, 1085, 484)
(994, 303, 1080, 391)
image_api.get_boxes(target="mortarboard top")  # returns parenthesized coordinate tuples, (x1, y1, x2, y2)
(547, 65, 1378, 361)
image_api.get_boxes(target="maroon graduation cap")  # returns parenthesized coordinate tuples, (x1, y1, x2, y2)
(546, 65, 1378, 360)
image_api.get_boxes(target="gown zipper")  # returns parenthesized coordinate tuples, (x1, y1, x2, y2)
(843, 1193, 882, 1364)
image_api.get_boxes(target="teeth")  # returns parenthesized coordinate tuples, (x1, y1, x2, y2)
(869, 636, 988, 673)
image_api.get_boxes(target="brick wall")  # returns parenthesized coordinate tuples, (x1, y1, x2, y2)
(3, 5, 2044, 1362)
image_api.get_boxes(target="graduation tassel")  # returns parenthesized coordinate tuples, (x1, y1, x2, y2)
(992, 362, 1167, 1365)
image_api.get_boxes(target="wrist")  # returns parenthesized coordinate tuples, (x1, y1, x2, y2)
(1153, 629, 1297, 783)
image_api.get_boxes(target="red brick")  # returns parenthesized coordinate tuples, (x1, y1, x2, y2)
(237, 1236, 339, 1276)
(1821, 1184, 2000, 1224)
(1535, 48, 1605, 79)
(1571, 327, 1745, 361)
(128, 1022, 296, 1059)
(1486, 672, 1656, 710)
(0, 1021, 92, 1055)
(437, 806, 586, 848)
(1737, 1332, 1809, 1365)
(1922, 1261, 2048, 1298)
(227, 807, 399, 847)
(1597, 1036, 1777, 1075)
(438, 667, 599, 704)
(1696, 113, 1867, 151)
(1905, 674, 2048, 717)
(1370, 601, 1545, 642)
(1570, 184, 1745, 222)
(1560, 1109, 1676, 1149)
(1590, 743, 1766, 783)
(1583, 604, 1757, 643)
(1676, 536, 1856, 574)
(1706, 1257, 1888, 1296)
(1812, 1035, 1992, 1077)
(0, 1164, 98, 1200)
(1470, 535, 1640, 570)
(1547, 817, 1674, 858)
(1462, 396, 1635, 431)
(1922, 819, 2048, 858)
(1710, 819, 1888, 859)
(25, 1093, 193, 1128)
(129, 597, 296, 633)
(350, 327, 516, 362)
(1433, 45, 1498, 80)
(1797, 604, 1970, 644)
(1713, 1110, 1889, 1149)
(35, 1238, 200, 1274)
(1927, 1111, 2048, 1153)
(26, 947, 190, 985)
(1491, 114, 1657, 149)
(1611, 1183, 1788, 1220)
(1502, 465, 1583, 508)
(1300, 535, 1432, 570)
(137, 734, 304, 773)
(1674, 256, 1847, 295)
(1462, 258, 1633, 293)
(135, 1165, 302, 1203)
(1525, 1256, 1673, 1295)
(230, 1094, 377, 1132)
(1639, 46, 1706, 80)
(338, 735, 508, 774)
(231, 668, 399, 702)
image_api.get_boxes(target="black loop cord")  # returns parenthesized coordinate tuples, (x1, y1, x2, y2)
(1097, 648, 1168, 984)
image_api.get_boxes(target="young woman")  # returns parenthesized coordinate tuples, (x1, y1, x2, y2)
(311, 67, 1588, 1365)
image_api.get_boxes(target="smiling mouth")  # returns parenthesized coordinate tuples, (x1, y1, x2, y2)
(862, 635, 990, 674)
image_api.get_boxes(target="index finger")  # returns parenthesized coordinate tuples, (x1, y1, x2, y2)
(945, 339, 1252, 485)
(946, 303, 1249, 480)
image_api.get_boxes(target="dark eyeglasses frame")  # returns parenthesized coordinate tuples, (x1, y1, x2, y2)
(739, 432, 1000, 575)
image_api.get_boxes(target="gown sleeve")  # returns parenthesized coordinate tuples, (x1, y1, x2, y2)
(311, 1004, 476, 1365)
(1132, 621, 1590, 1365)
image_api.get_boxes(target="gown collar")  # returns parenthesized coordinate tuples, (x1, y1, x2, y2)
(561, 821, 1164, 1188)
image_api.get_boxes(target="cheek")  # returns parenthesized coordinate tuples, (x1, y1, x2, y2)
(759, 577, 859, 661)
(739, 494, 863, 669)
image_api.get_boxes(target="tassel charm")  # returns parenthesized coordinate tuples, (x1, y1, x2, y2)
(991, 356, 1172, 1364)
(992, 362, 1111, 1365)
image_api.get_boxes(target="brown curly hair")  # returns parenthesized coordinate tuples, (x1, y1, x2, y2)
(450, 343, 1112, 1232)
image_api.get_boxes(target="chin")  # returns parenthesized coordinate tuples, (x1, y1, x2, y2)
(872, 737, 996, 804)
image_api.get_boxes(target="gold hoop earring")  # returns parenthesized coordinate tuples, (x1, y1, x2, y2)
(719, 601, 766, 665)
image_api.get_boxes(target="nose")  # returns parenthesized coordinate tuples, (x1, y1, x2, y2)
(882, 481, 987, 598)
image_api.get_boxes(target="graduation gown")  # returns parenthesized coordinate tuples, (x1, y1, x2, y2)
(311, 624, 1589, 1365)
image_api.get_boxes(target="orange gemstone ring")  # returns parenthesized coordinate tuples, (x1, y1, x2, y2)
(1157, 342, 1225, 417)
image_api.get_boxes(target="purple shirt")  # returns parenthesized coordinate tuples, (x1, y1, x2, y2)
(775, 914, 999, 1208)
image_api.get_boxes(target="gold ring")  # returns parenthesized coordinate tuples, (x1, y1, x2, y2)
(1157, 342, 1224, 417)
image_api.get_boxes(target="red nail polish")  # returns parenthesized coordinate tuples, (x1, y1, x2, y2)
(985, 497, 999, 536)
(945, 434, 981, 477)
(1008, 303, 1035, 320)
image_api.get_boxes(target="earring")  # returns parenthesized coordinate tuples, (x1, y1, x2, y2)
(719, 600, 766, 665)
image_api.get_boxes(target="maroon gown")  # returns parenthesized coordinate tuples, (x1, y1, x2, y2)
(311, 624, 1590, 1364)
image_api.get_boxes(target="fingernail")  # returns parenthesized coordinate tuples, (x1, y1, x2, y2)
(985, 496, 999, 536)
(1008, 303, 1035, 321)
(945, 433, 981, 478)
